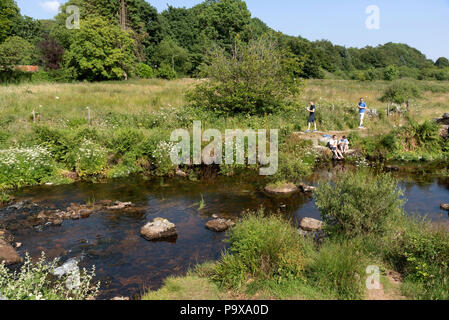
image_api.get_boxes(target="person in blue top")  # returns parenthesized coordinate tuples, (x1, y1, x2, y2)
(305, 100, 317, 133)
(358, 98, 367, 128)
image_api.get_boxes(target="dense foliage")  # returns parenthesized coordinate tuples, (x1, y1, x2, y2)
(188, 36, 304, 115)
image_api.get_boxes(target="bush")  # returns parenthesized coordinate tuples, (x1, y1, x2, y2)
(211, 210, 306, 289)
(384, 65, 400, 81)
(314, 170, 405, 238)
(108, 128, 143, 155)
(386, 219, 449, 300)
(307, 239, 366, 299)
(74, 139, 108, 177)
(0, 252, 99, 300)
(135, 63, 154, 78)
(0, 146, 56, 190)
(380, 80, 421, 104)
(155, 63, 177, 80)
(188, 36, 304, 115)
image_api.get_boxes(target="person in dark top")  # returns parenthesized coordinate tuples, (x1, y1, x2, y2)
(305, 101, 317, 133)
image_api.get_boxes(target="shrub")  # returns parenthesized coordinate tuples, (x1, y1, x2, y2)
(0, 146, 56, 190)
(314, 169, 405, 238)
(0, 252, 99, 300)
(187, 36, 304, 115)
(211, 210, 306, 289)
(307, 239, 366, 299)
(380, 80, 421, 104)
(135, 63, 154, 78)
(33, 126, 71, 163)
(384, 65, 400, 81)
(109, 128, 143, 155)
(386, 219, 449, 300)
(155, 63, 177, 80)
(152, 140, 177, 176)
(74, 139, 108, 177)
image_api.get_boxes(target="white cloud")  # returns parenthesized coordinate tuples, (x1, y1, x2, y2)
(39, 1, 61, 13)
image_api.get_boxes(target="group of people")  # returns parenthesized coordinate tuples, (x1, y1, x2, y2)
(305, 97, 367, 133)
(304, 98, 367, 160)
(329, 135, 349, 160)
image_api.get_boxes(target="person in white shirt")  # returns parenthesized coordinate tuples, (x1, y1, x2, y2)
(329, 135, 344, 160)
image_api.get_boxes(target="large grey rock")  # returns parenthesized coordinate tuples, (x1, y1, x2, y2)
(300, 217, 323, 232)
(141, 218, 178, 241)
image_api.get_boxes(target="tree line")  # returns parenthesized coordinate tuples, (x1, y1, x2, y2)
(1, 0, 448, 82)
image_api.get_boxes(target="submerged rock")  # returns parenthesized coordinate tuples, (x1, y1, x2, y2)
(106, 201, 134, 211)
(0, 238, 22, 265)
(205, 218, 236, 232)
(298, 183, 316, 193)
(300, 217, 323, 232)
(264, 183, 298, 196)
(441, 203, 449, 211)
(141, 218, 178, 241)
(111, 296, 130, 300)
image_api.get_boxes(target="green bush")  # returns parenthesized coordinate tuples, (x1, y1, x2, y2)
(0, 252, 99, 300)
(33, 126, 71, 163)
(155, 63, 177, 80)
(108, 128, 143, 155)
(74, 139, 108, 177)
(211, 210, 306, 289)
(384, 65, 400, 81)
(188, 36, 304, 115)
(315, 170, 405, 237)
(380, 80, 421, 104)
(0, 146, 56, 190)
(386, 219, 449, 300)
(307, 239, 366, 300)
(135, 63, 154, 78)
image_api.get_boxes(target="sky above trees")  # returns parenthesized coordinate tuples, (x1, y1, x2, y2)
(15, 0, 449, 61)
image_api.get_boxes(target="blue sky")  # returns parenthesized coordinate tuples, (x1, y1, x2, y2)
(16, 0, 449, 61)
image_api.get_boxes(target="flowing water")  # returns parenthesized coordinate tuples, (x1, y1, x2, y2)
(1, 163, 448, 299)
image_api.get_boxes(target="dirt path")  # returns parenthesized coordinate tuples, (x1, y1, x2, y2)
(365, 271, 406, 300)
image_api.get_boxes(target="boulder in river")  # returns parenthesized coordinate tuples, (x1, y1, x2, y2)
(300, 217, 323, 232)
(264, 183, 298, 196)
(141, 218, 178, 241)
(205, 218, 236, 232)
(441, 203, 449, 211)
(0, 238, 22, 266)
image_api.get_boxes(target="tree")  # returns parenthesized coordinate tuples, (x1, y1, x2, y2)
(38, 35, 64, 70)
(195, 0, 251, 49)
(188, 35, 304, 115)
(0, 0, 21, 43)
(63, 17, 137, 81)
(384, 64, 400, 81)
(0, 36, 35, 67)
(435, 57, 449, 68)
(152, 38, 191, 75)
(12, 16, 43, 44)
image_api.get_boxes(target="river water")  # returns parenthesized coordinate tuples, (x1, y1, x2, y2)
(1, 163, 448, 299)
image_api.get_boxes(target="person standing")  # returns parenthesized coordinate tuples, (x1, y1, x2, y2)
(358, 98, 367, 128)
(305, 100, 317, 133)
